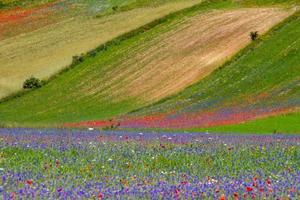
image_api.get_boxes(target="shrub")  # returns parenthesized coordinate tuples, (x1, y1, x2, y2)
(87, 50, 97, 57)
(112, 6, 119, 12)
(250, 31, 258, 41)
(72, 55, 84, 65)
(23, 77, 43, 89)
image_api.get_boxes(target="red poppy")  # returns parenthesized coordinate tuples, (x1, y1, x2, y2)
(181, 180, 188, 185)
(98, 192, 104, 199)
(246, 186, 253, 192)
(266, 179, 271, 185)
(175, 189, 180, 198)
(233, 192, 239, 200)
(259, 187, 264, 192)
(26, 179, 33, 185)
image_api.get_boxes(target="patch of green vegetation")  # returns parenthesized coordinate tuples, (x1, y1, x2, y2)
(95, 0, 202, 17)
(0, 0, 56, 9)
(191, 111, 300, 134)
(241, 0, 300, 6)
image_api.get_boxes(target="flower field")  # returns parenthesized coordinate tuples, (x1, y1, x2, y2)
(0, 129, 299, 199)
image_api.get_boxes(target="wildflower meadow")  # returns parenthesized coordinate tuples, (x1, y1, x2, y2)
(0, 129, 299, 199)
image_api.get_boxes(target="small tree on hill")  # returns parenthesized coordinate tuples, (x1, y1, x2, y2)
(250, 31, 259, 41)
(112, 6, 119, 12)
(72, 55, 84, 65)
(23, 77, 42, 89)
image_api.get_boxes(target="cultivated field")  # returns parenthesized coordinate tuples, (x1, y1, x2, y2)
(0, 1, 295, 128)
(116, 8, 300, 133)
(0, 0, 200, 98)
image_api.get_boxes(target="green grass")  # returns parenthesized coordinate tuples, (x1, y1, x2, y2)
(190, 112, 300, 134)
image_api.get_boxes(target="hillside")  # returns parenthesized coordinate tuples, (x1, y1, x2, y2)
(0, 1, 295, 127)
(115, 10, 300, 133)
(0, 0, 200, 98)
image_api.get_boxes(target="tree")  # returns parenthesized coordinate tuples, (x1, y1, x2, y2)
(250, 31, 259, 41)
(23, 77, 42, 89)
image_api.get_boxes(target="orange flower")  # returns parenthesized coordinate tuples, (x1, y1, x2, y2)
(219, 194, 226, 200)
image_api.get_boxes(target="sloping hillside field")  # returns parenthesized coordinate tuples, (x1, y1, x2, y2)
(0, 0, 200, 98)
(115, 10, 300, 132)
(0, 1, 295, 128)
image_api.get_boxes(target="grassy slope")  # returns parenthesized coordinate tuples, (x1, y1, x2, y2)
(124, 8, 300, 133)
(0, 1, 243, 127)
(192, 111, 300, 134)
(0, 0, 200, 98)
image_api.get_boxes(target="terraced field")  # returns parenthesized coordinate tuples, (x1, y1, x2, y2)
(0, 0, 200, 98)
